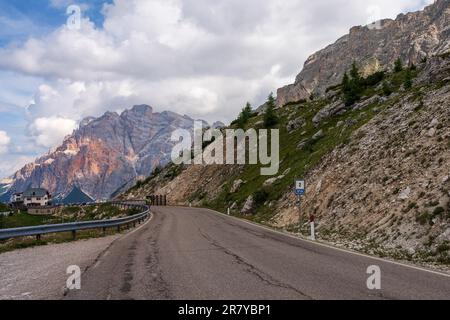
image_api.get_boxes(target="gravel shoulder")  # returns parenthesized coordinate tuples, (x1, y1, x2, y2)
(0, 234, 121, 300)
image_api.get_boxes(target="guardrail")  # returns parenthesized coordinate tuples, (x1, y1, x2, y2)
(0, 202, 151, 241)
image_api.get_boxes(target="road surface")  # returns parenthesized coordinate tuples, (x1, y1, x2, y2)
(1, 207, 449, 300)
(0, 234, 121, 300)
(67, 207, 450, 300)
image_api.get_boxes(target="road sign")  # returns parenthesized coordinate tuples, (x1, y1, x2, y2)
(295, 180, 305, 196)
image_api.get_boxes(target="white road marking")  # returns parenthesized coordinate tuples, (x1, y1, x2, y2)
(121, 212, 154, 240)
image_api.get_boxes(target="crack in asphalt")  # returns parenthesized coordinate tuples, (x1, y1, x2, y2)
(137, 213, 173, 299)
(120, 239, 138, 296)
(62, 234, 122, 299)
(198, 228, 314, 300)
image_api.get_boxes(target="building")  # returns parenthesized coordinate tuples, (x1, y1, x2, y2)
(9, 192, 24, 209)
(22, 188, 52, 207)
(12, 193, 23, 202)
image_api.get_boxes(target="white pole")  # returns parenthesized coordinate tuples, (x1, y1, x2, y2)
(310, 221, 315, 241)
(227, 208, 230, 215)
(297, 195, 301, 235)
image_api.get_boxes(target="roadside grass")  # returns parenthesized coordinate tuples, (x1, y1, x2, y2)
(0, 203, 147, 254)
(0, 227, 126, 255)
(0, 204, 141, 230)
(0, 203, 9, 212)
(0, 212, 60, 229)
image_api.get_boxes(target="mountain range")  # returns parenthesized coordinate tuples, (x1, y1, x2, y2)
(0, 105, 220, 201)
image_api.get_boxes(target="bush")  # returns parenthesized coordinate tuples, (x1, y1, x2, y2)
(404, 69, 413, 89)
(342, 63, 385, 106)
(433, 206, 445, 217)
(416, 212, 432, 225)
(437, 243, 450, 254)
(361, 71, 385, 87)
(252, 190, 269, 207)
(382, 81, 393, 96)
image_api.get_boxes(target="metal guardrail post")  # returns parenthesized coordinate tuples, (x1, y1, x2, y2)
(0, 201, 151, 241)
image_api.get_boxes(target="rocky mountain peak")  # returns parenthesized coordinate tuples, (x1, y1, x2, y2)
(122, 104, 154, 117)
(277, 0, 450, 107)
(3, 105, 210, 200)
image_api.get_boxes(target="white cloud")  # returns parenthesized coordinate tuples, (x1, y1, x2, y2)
(0, 0, 436, 151)
(0, 155, 36, 179)
(29, 117, 77, 148)
(0, 131, 11, 154)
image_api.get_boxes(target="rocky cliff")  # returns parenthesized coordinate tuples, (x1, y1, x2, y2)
(5, 105, 202, 200)
(277, 0, 450, 107)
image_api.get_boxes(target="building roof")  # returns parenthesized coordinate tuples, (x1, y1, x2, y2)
(23, 188, 50, 198)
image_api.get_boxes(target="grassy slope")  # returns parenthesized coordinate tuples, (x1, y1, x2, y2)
(0, 204, 140, 230)
(0, 213, 58, 229)
(204, 68, 418, 223)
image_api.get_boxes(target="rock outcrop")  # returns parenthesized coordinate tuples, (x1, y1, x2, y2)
(277, 0, 450, 107)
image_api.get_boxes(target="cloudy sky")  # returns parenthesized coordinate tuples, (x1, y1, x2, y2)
(0, 0, 435, 178)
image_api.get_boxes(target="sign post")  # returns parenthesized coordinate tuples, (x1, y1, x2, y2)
(294, 180, 305, 236)
(310, 214, 316, 241)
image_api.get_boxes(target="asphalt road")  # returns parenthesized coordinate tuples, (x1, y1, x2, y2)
(0, 234, 121, 300)
(62, 206, 450, 300)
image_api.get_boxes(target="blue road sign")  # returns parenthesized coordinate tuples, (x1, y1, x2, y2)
(295, 180, 305, 196)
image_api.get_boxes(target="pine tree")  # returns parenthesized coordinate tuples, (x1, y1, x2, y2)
(404, 69, 413, 89)
(263, 93, 279, 128)
(235, 102, 253, 129)
(341, 72, 350, 93)
(242, 102, 253, 122)
(394, 58, 403, 72)
(342, 62, 362, 106)
(350, 62, 361, 81)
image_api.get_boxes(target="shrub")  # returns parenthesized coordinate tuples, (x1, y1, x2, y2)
(404, 69, 413, 89)
(433, 206, 445, 217)
(253, 190, 269, 207)
(361, 71, 385, 87)
(437, 243, 449, 254)
(416, 212, 431, 225)
(382, 81, 393, 96)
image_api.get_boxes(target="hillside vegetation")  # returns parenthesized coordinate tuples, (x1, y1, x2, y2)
(124, 55, 450, 267)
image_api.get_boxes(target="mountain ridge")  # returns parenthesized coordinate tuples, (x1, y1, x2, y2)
(2, 105, 210, 200)
(277, 0, 450, 107)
